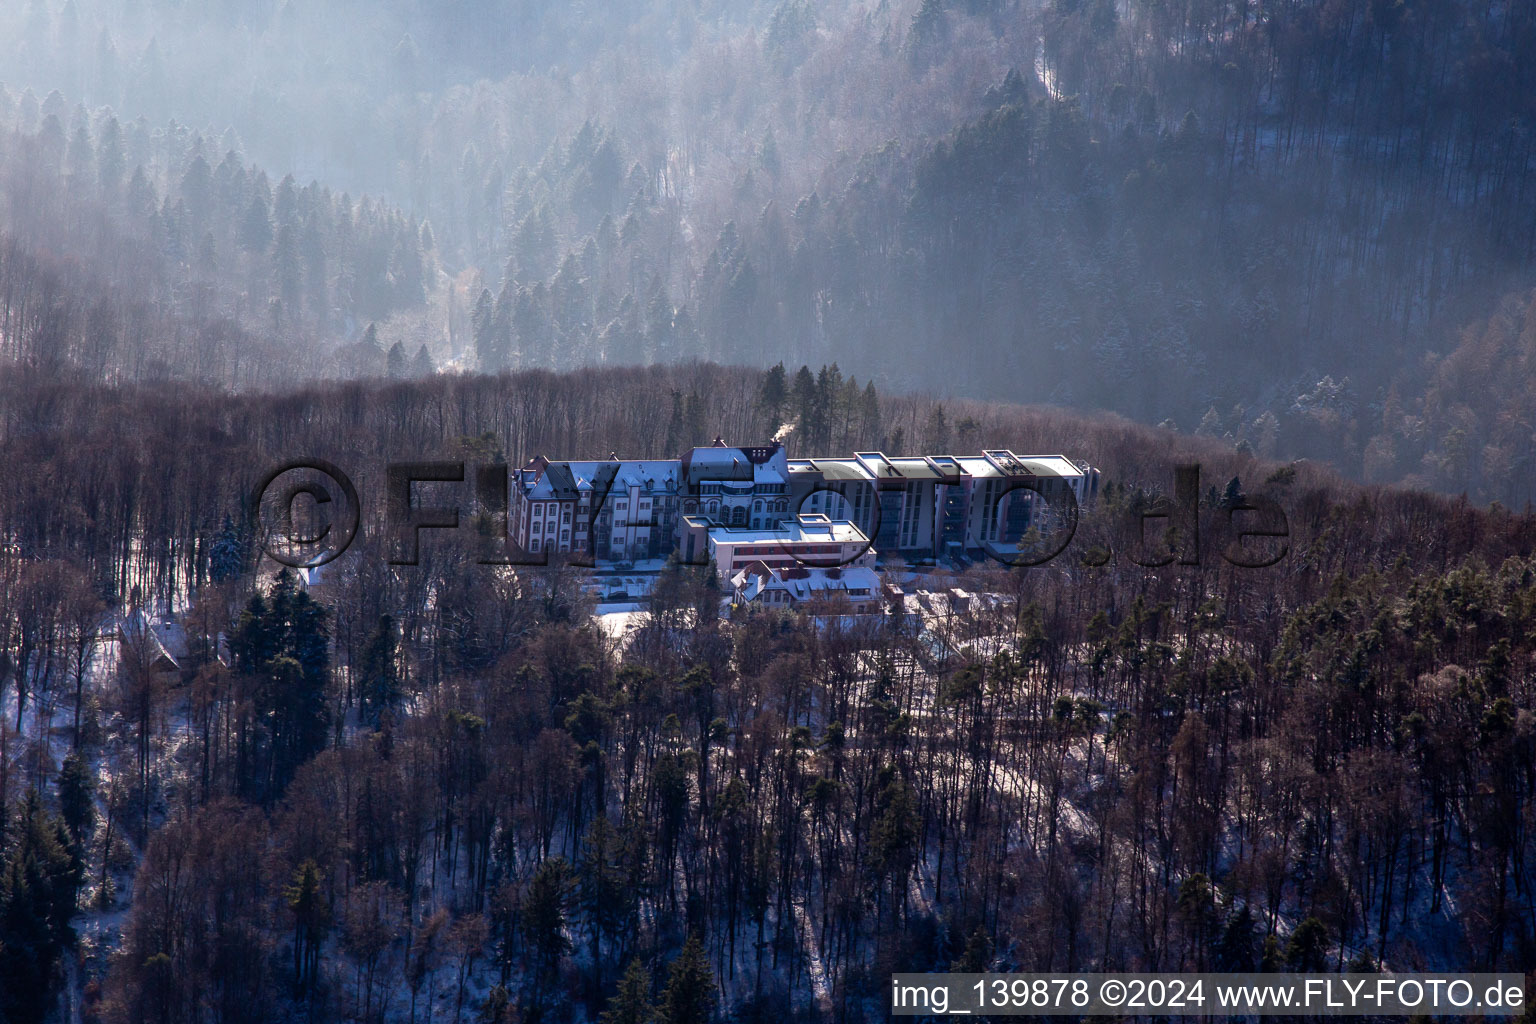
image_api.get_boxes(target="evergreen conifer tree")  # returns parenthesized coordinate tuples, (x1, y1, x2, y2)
(659, 935, 715, 1024)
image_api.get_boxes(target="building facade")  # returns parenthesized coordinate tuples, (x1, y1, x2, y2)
(512, 441, 1096, 567)
(677, 441, 792, 531)
(513, 455, 684, 561)
(677, 512, 875, 575)
(731, 562, 882, 614)
(788, 450, 1098, 564)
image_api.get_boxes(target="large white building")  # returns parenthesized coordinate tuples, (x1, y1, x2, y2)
(789, 450, 1097, 564)
(511, 440, 1096, 568)
(512, 438, 792, 562)
(513, 455, 683, 561)
(677, 441, 792, 530)
(677, 512, 875, 574)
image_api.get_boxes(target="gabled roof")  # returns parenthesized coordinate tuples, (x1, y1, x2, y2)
(681, 441, 786, 485)
(522, 459, 681, 499)
(732, 564, 881, 604)
(117, 610, 181, 672)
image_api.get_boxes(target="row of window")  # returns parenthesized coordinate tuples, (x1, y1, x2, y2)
(685, 498, 790, 514)
(699, 483, 787, 495)
(526, 494, 674, 517)
(741, 589, 873, 611)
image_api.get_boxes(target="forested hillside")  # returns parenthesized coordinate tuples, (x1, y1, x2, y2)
(0, 2, 1532, 1022)
(0, 0, 1530, 493)
(0, 364, 1533, 1023)
(1365, 286, 1536, 508)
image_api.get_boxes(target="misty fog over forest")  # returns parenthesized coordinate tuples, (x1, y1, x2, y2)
(0, 0, 1532, 499)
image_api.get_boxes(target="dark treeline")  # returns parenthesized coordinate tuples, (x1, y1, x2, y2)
(0, 359, 1297, 609)
(0, 365, 1533, 1023)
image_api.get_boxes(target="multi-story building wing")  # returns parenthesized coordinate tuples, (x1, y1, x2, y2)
(787, 456, 883, 538)
(514, 441, 1096, 568)
(787, 450, 1098, 564)
(511, 439, 787, 560)
(678, 438, 791, 530)
(513, 456, 580, 556)
(513, 455, 682, 560)
(591, 459, 683, 561)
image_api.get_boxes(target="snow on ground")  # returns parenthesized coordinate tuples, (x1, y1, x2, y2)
(595, 605, 648, 639)
(18, 587, 1488, 1020)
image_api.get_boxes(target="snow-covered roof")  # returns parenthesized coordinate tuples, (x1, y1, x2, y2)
(790, 450, 1090, 483)
(117, 610, 182, 671)
(709, 513, 868, 546)
(522, 459, 682, 499)
(521, 448, 1086, 499)
(955, 452, 1085, 479)
(681, 441, 787, 486)
(732, 563, 882, 604)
